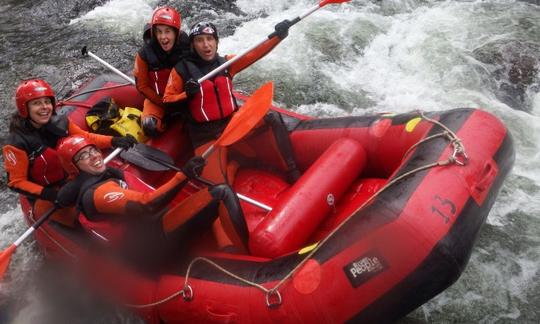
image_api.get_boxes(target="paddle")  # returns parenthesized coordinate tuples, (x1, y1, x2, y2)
(81, 46, 136, 85)
(197, 0, 351, 84)
(122, 80, 274, 168)
(121, 82, 275, 211)
(0, 148, 123, 281)
(201, 81, 274, 159)
(124, 146, 272, 212)
(120, 145, 171, 172)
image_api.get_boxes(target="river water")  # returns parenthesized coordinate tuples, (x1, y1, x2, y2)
(0, 0, 539, 323)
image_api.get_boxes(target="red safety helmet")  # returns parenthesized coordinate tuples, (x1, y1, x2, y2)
(57, 135, 95, 177)
(151, 6, 181, 33)
(15, 79, 56, 118)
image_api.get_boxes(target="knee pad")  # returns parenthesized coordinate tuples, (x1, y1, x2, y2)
(210, 184, 249, 249)
(264, 112, 300, 183)
(264, 110, 283, 126)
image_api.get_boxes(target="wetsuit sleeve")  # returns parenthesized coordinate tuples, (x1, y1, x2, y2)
(2, 144, 46, 199)
(162, 68, 188, 104)
(228, 36, 281, 77)
(133, 53, 163, 105)
(91, 172, 187, 215)
(67, 120, 113, 149)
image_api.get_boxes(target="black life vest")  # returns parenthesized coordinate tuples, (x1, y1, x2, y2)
(139, 34, 189, 96)
(176, 56, 238, 123)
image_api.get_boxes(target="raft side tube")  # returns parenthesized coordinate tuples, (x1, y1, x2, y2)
(249, 138, 367, 258)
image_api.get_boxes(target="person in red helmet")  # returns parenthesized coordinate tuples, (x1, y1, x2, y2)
(133, 6, 190, 137)
(2, 79, 137, 227)
(56, 136, 248, 264)
(163, 20, 300, 184)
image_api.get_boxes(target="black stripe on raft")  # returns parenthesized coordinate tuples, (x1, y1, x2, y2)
(346, 131, 515, 323)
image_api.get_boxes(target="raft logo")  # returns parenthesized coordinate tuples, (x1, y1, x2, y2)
(344, 251, 388, 288)
(104, 192, 124, 203)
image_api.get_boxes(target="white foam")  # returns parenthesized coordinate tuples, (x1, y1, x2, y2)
(235, 0, 300, 15)
(69, 0, 158, 36)
(532, 92, 540, 117)
(295, 102, 347, 117)
(0, 209, 26, 243)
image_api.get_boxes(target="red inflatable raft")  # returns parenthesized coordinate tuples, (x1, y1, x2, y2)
(18, 74, 515, 323)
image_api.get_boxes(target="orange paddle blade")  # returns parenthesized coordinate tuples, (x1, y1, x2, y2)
(216, 81, 274, 148)
(0, 244, 16, 281)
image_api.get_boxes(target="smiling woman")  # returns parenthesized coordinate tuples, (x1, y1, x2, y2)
(26, 97, 54, 128)
(133, 6, 190, 137)
(2, 79, 136, 228)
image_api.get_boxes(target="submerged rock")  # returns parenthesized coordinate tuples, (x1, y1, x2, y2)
(473, 40, 539, 112)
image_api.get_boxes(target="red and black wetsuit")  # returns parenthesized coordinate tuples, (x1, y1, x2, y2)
(58, 168, 247, 265)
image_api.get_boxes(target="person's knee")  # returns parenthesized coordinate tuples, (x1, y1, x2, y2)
(141, 116, 163, 137)
(209, 184, 248, 248)
(264, 110, 282, 125)
(209, 184, 233, 200)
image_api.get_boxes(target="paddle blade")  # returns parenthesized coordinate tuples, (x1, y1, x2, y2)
(0, 244, 16, 281)
(216, 81, 274, 147)
(120, 148, 171, 172)
(132, 144, 175, 165)
(320, 0, 351, 6)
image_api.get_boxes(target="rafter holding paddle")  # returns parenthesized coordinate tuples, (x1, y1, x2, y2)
(77, 0, 353, 216)
(121, 82, 275, 211)
(0, 148, 124, 280)
(197, 0, 352, 84)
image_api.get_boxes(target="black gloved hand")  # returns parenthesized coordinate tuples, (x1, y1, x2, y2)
(274, 19, 292, 40)
(182, 156, 206, 180)
(185, 79, 201, 98)
(40, 187, 58, 203)
(56, 182, 79, 207)
(111, 134, 138, 149)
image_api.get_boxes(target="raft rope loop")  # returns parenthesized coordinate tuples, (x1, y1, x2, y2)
(47, 110, 468, 310)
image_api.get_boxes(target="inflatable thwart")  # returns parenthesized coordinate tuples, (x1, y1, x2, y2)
(18, 74, 514, 323)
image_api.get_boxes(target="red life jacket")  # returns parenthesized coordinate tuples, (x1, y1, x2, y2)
(189, 75, 236, 122)
(139, 41, 186, 96)
(177, 57, 238, 123)
(29, 147, 65, 186)
(148, 68, 171, 96)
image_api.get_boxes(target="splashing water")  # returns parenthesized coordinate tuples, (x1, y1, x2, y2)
(0, 0, 538, 322)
